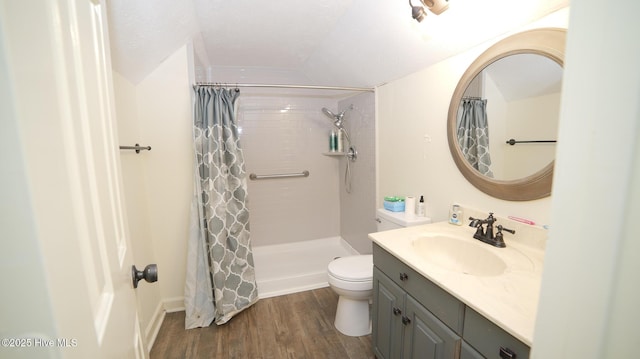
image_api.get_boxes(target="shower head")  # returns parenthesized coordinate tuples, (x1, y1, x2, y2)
(322, 107, 337, 120)
(322, 107, 352, 144)
(322, 107, 347, 128)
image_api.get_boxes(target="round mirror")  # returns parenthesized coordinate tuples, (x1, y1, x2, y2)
(447, 28, 567, 201)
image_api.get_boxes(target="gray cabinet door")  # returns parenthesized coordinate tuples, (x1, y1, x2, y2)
(403, 296, 461, 359)
(373, 267, 405, 359)
(374, 267, 461, 359)
(460, 341, 485, 359)
(463, 308, 530, 359)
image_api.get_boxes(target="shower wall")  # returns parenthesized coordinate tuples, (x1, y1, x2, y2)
(238, 94, 342, 247)
(338, 93, 377, 254)
(237, 90, 376, 252)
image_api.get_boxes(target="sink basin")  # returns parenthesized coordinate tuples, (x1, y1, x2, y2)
(412, 234, 507, 276)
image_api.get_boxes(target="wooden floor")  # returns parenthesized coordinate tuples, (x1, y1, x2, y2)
(150, 287, 374, 359)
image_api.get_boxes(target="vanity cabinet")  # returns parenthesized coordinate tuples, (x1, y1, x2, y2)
(373, 244, 463, 359)
(373, 267, 461, 359)
(372, 243, 531, 359)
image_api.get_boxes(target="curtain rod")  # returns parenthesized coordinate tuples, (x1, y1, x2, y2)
(194, 82, 374, 92)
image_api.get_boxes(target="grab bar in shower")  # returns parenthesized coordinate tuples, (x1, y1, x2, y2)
(119, 143, 152, 153)
(249, 170, 310, 180)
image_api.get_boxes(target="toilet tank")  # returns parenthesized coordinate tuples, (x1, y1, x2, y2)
(376, 208, 432, 231)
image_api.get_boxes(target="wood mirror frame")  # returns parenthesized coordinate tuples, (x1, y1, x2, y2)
(447, 28, 567, 201)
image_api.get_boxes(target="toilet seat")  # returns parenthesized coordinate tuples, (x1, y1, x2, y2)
(327, 255, 373, 282)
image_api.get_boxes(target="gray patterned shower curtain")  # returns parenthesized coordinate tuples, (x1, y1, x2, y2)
(457, 98, 494, 177)
(184, 86, 258, 329)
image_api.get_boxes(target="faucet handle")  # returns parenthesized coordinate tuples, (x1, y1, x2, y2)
(486, 212, 497, 224)
(497, 225, 515, 235)
(469, 217, 485, 238)
(468, 217, 481, 227)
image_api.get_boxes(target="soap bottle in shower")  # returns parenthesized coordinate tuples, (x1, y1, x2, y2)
(449, 204, 463, 225)
(417, 195, 425, 217)
(336, 130, 343, 153)
(329, 130, 337, 152)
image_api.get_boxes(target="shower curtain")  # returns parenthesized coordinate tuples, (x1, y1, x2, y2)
(457, 98, 494, 177)
(184, 86, 258, 329)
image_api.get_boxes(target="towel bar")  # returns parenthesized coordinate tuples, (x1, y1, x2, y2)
(119, 143, 151, 153)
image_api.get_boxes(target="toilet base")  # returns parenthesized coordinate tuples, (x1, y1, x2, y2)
(334, 295, 371, 337)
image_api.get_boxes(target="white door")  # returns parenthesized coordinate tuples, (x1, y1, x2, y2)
(2, 1, 146, 358)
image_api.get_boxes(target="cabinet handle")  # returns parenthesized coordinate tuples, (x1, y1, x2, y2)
(401, 316, 412, 325)
(399, 272, 408, 281)
(499, 347, 516, 359)
(392, 307, 402, 316)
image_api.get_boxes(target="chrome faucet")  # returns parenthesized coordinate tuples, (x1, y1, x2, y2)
(468, 213, 515, 248)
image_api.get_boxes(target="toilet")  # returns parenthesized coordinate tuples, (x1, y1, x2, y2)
(327, 208, 431, 336)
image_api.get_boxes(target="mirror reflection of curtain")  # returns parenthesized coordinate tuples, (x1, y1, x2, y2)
(184, 86, 259, 329)
(457, 98, 494, 177)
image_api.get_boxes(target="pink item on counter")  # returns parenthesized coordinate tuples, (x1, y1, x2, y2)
(508, 216, 535, 225)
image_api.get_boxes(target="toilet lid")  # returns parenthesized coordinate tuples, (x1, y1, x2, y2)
(328, 255, 373, 282)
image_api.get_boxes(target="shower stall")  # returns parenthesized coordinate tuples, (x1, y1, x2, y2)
(232, 86, 377, 298)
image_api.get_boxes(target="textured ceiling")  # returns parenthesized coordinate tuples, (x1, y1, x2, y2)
(106, 0, 569, 87)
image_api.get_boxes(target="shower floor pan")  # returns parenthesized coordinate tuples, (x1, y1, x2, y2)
(252, 237, 358, 299)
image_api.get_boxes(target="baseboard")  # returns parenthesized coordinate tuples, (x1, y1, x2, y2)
(145, 301, 166, 351)
(163, 296, 186, 313)
(144, 296, 185, 351)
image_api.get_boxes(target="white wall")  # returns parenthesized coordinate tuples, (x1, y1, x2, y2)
(0, 15, 58, 354)
(503, 92, 560, 179)
(376, 9, 570, 226)
(112, 72, 163, 345)
(135, 45, 194, 310)
(532, 1, 640, 357)
(485, 73, 508, 179)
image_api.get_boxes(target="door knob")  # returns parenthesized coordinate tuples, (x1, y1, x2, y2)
(132, 264, 158, 288)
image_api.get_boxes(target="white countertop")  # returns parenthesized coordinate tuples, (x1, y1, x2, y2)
(369, 220, 546, 346)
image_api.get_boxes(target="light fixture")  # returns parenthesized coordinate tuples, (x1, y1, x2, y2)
(409, 0, 427, 22)
(409, 0, 449, 23)
(422, 0, 449, 15)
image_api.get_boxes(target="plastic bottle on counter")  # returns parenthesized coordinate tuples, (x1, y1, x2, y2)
(417, 195, 426, 217)
(449, 204, 463, 225)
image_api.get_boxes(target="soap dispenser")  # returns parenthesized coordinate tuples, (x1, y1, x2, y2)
(449, 204, 463, 226)
(417, 196, 425, 217)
